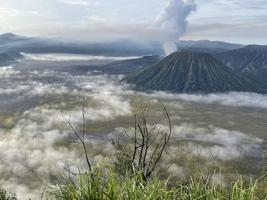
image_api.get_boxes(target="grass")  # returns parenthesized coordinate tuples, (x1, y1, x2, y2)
(44, 105, 267, 200)
(0, 188, 14, 200)
(2, 105, 265, 200)
(44, 168, 267, 200)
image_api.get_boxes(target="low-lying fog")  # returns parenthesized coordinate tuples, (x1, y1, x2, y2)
(0, 54, 266, 199)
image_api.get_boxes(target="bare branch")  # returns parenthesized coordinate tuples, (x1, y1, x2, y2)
(115, 103, 172, 182)
(64, 99, 95, 182)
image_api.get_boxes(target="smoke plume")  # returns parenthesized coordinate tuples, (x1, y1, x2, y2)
(154, 0, 196, 55)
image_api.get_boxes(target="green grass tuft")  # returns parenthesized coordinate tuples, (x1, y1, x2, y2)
(45, 168, 266, 200)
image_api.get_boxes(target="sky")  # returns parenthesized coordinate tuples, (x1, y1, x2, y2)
(0, 0, 267, 44)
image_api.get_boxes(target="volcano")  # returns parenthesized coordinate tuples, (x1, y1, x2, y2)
(127, 51, 262, 93)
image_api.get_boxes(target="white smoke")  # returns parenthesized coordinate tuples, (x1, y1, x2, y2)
(154, 0, 196, 55)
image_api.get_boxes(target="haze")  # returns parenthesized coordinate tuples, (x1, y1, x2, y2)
(0, 0, 267, 44)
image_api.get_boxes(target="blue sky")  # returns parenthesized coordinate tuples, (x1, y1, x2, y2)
(0, 0, 266, 44)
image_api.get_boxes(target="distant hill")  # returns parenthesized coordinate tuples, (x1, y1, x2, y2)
(127, 51, 262, 93)
(0, 53, 16, 66)
(0, 33, 247, 57)
(177, 47, 229, 54)
(216, 45, 267, 88)
(0, 35, 23, 66)
(0, 51, 23, 66)
(0, 33, 27, 45)
(176, 40, 243, 52)
(0, 33, 164, 56)
(78, 55, 161, 75)
(5, 51, 24, 59)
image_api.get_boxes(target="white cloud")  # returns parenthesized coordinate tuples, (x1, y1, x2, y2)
(0, 0, 266, 44)
(57, 0, 99, 6)
(22, 53, 140, 61)
(115, 120, 264, 162)
(211, 0, 267, 10)
(0, 69, 131, 198)
(87, 15, 107, 23)
(172, 123, 264, 160)
(146, 91, 267, 109)
(0, 66, 20, 77)
(0, 55, 266, 198)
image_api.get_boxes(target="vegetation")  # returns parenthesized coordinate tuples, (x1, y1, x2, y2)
(0, 189, 15, 200)
(43, 104, 267, 200)
(2, 104, 267, 200)
(44, 169, 266, 200)
(113, 104, 172, 182)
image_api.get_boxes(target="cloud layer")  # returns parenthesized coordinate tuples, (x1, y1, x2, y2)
(0, 56, 266, 199)
(147, 91, 267, 109)
(22, 53, 140, 62)
(1, 0, 266, 44)
(172, 124, 264, 160)
(0, 63, 132, 199)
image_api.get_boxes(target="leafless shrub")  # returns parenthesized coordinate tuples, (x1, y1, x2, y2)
(63, 98, 95, 182)
(63, 98, 172, 184)
(113, 103, 172, 182)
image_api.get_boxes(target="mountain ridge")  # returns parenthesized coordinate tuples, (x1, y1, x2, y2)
(176, 40, 243, 51)
(216, 45, 267, 88)
(127, 51, 263, 93)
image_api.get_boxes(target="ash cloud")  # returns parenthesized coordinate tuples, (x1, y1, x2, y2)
(154, 0, 196, 55)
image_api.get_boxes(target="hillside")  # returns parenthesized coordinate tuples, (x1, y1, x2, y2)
(74, 55, 161, 75)
(0, 33, 27, 45)
(127, 51, 261, 93)
(216, 45, 267, 87)
(0, 51, 23, 66)
(176, 40, 243, 51)
(0, 53, 16, 66)
(0, 33, 163, 56)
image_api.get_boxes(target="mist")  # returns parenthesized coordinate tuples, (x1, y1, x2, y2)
(0, 0, 198, 57)
(147, 91, 267, 109)
(0, 55, 266, 199)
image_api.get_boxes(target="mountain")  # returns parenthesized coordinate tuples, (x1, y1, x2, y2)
(127, 51, 262, 93)
(0, 47, 23, 66)
(176, 40, 243, 52)
(0, 51, 24, 66)
(76, 55, 161, 75)
(177, 47, 232, 54)
(106, 55, 161, 74)
(216, 45, 267, 88)
(0, 33, 163, 56)
(0, 33, 27, 45)
(4, 51, 24, 59)
(0, 53, 16, 66)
